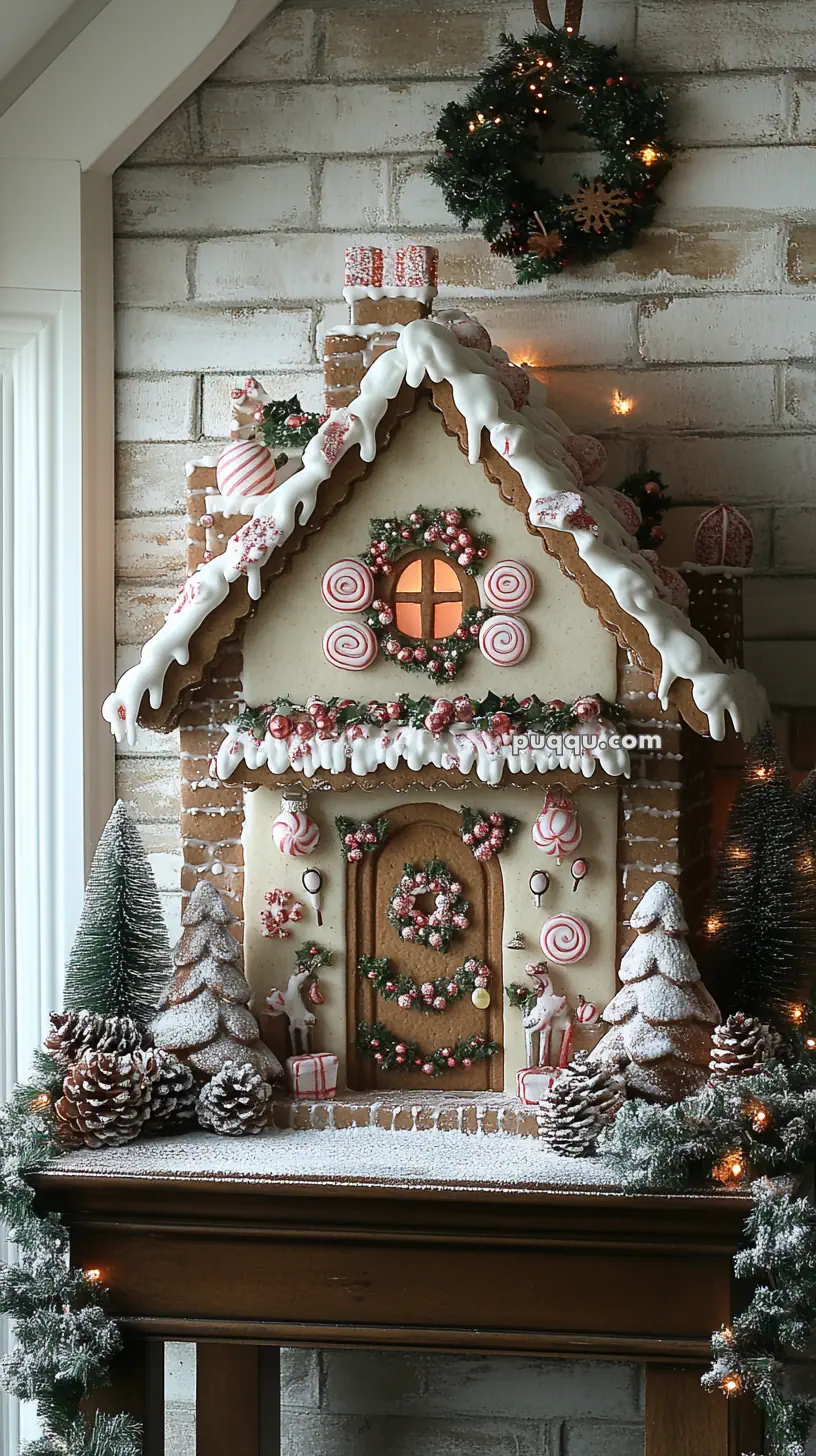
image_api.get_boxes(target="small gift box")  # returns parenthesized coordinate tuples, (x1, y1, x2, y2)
(517, 1066, 561, 1106)
(344, 246, 384, 289)
(384, 245, 438, 290)
(286, 1052, 339, 1101)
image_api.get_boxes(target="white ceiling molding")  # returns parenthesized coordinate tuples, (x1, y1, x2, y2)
(0, 0, 113, 116)
(0, 0, 283, 172)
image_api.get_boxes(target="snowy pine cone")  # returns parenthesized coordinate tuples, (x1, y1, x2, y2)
(569, 1050, 624, 1125)
(45, 1010, 149, 1069)
(143, 1049, 197, 1133)
(538, 1062, 604, 1158)
(709, 1013, 769, 1084)
(55, 1049, 155, 1148)
(196, 1061, 272, 1137)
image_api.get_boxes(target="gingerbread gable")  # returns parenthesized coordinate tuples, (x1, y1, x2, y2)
(104, 318, 767, 757)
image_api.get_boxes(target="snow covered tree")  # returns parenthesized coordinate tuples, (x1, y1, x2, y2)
(62, 800, 170, 1031)
(592, 881, 721, 1103)
(705, 723, 816, 1023)
(152, 881, 281, 1082)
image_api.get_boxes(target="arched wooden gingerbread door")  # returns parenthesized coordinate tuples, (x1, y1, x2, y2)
(347, 803, 504, 1092)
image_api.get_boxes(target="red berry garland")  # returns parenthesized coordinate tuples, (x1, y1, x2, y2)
(357, 1021, 499, 1075)
(359, 955, 491, 1013)
(459, 806, 518, 861)
(388, 860, 470, 954)
(362, 507, 490, 577)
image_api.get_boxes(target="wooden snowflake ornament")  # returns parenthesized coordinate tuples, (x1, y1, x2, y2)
(564, 181, 631, 234)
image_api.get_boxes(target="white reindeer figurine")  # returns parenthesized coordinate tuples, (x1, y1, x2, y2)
(266, 968, 321, 1055)
(521, 962, 567, 1067)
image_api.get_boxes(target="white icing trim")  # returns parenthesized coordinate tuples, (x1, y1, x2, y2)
(342, 285, 437, 304)
(104, 318, 768, 746)
(215, 720, 631, 786)
(185, 454, 220, 476)
(324, 323, 406, 339)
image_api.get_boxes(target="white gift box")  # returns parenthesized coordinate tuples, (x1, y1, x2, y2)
(517, 1066, 561, 1106)
(286, 1053, 339, 1101)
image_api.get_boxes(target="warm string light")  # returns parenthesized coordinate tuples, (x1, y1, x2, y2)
(789, 1003, 805, 1025)
(745, 1099, 771, 1133)
(611, 390, 634, 416)
(638, 145, 661, 166)
(806, 1036, 816, 1051)
(729, 845, 750, 864)
(721, 1373, 743, 1397)
(713, 1151, 747, 1186)
(84, 1269, 102, 1284)
(30, 1093, 51, 1111)
(705, 914, 723, 936)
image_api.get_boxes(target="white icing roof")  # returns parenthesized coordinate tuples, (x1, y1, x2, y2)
(103, 318, 768, 747)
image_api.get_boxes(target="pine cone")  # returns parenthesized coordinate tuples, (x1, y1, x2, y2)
(196, 1061, 272, 1137)
(144, 1050, 197, 1133)
(95, 1015, 152, 1056)
(570, 1050, 624, 1125)
(55, 1049, 154, 1148)
(44, 1010, 104, 1069)
(538, 1064, 602, 1158)
(709, 1013, 769, 1084)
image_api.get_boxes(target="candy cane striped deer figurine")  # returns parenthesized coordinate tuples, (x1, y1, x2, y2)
(266, 968, 323, 1055)
(521, 962, 567, 1067)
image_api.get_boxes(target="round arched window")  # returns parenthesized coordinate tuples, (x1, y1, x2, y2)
(391, 549, 478, 641)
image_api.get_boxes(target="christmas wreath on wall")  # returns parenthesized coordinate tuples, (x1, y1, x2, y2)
(429, 20, 673, 282)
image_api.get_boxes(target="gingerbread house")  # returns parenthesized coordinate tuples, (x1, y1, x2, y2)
(104, 244, 768, 1116)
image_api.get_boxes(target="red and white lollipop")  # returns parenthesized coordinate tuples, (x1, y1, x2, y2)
(321, 559, 375, 613)
(272, 795, 320, 857)
(323, 621, 378, 671)
(216, 439, 277, 500)
(532, 788, 582, 865)
(483, 560, 535, 613)
(479, 614, 530, 667)
(540, 912, 590, 964)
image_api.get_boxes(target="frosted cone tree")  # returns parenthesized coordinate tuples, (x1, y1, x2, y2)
(592, 881, 721, 1103)
(63, 799, 170, 1030)
(152, 881, 281, 1081)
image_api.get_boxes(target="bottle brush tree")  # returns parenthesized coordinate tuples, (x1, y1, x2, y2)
(62, 800, 171, 1031)
(704, 723, 816, 1025)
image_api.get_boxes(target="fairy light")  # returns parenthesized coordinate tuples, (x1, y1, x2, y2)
(790, 1003, 805, 1025)
(729, 845, 750, 864)
(638, 145, 660, 166)
(612, 389, 634, 416)
(84, 1269, 102, 1284)
(713, 1151, 746, 1186)
(746, 1099, 771, 1133)
(705, 914, 723, 936)
(721, 1373, 743, 1397)
(31, 1093, 51, 1111)
(806, 1036, 816, 1051)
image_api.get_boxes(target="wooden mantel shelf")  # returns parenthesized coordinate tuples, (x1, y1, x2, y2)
(33, 1130, 762, 1456)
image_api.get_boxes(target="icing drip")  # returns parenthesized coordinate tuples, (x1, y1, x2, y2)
(215, 720, 631, 786)
(105, 318, 767, 746)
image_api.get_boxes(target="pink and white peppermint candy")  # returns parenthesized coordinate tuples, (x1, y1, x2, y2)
(540, 912, 590, 965)
(532, 789, 583, 862)
(271, 810, 320, 857)
(216, 439, 277, 500)
(478, 614, 530, 667)
(321, 559, 375, 613)
(483, 560, 535, 613)
(323, 621, 378, 671)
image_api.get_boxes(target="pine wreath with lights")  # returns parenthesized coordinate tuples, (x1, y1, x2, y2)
(429, 26, 673, 281)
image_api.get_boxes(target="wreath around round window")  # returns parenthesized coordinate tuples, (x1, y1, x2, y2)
(428, 27, 673, 282)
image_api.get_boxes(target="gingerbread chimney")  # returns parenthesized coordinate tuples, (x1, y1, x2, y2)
(323, 244, 438, 410)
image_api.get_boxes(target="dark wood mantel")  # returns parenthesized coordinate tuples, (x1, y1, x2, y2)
(33, 1163, 762, 1455)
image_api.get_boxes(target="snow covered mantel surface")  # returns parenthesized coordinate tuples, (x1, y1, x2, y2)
(103, 317, 768, 747)
(52, 1126, 631, 1192)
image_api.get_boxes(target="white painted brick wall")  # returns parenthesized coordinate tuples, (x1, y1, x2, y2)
(112, 1, 816, 1443)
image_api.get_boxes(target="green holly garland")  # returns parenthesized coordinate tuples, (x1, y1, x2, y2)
(459, 806, 518, 861)
(335, 816, 390, 863)
(429, 29, 673, 282)
(359, 955, 491, 1013)
(506, 982, 537, 1013)
(258, 395, 323, 453)
(357, 1021, 499, 1077)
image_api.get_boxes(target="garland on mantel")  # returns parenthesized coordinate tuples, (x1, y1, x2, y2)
(0, 1052, 142, 1456)
(601, 996, 816, 1456)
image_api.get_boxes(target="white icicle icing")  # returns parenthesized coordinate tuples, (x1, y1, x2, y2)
(215, 720, 631, 786)
(104, 318, 768, 746)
